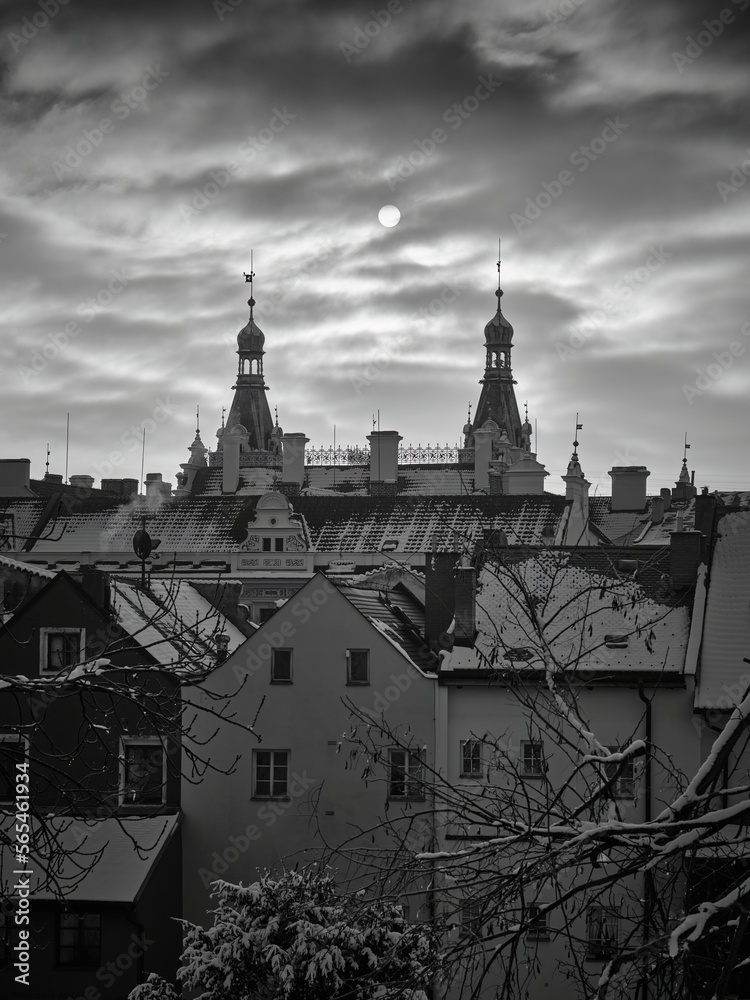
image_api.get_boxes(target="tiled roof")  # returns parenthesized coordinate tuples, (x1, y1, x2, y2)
(337, 583, 436, 672)
(442, 547, 689, 676)
(294, 495, 567, 551)
(695, 511, 750, 709)
(588, 492, 750, 546)
(0, 552, 55, 578)
(0, 814, 179, 902)
(112, 579, 246, 668)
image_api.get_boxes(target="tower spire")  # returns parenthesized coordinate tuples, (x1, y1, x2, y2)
(244, 249, 255, 321)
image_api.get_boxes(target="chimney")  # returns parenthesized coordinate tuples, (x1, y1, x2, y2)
(694, 492, 717, 560)
(424, 552, 477, 650)
(659, 487, 672, 512)
(281, 433, 309, 489)
(608, 466, 650, 512)
(367, 431, 401, 496)
(650, 496, 664, 524)
(121, 479, 139, 498)
(43, 473, 63, 484)
(0, 460, 34, 497)
(69, 475, 94, 491)
(145, 473, 172, 500)
(562, 453, 591, 544)
(504, 452, 549, 495)
(222, 427, 242, 494)
(473, 422, 495, 491)
(76, 566, 111, 611)
(669, 530, 702, 587)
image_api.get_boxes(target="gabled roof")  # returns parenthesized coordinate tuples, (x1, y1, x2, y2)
(695, 511, 750, 710)
(336, 580, 436, 671)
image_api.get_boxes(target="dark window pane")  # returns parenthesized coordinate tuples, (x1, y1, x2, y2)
(272, 649, 292, 682)
(123, 743, 164, 804)
(348, 650, 369, 684)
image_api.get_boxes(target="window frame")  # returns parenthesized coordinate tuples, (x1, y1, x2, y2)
(605, 746, 636, 799)
(56, 909, 102, 968)
(388, 748, 424, 801)
(459, 899, 482, 938)
(39, 627, 85, 675)
(521, 739, 545, 778)
(271, 648, 293, 683)
(346, 649, 370, 686)
(119, 737, 167, 807)
(586, 905, 620, 961)
(252, 749, 290, 799)
(525, 903, 550, 941)
(0, 734, 29, 805)
(460, 738, 483, 778)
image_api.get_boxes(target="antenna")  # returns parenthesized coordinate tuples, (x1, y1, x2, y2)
(333, 424, 336, 491)
(65, 412, 70, 483)
(140, 428, 146, 496)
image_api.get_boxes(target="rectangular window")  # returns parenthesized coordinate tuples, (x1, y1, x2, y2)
(58, 911, 101, 966)
(586, 906, 619, 960)
(258, 607, 276, 624)
(120, 739, 165, 806)
(526, 904, 549, 940)
(347, 649, 370, 685)
(460, 739, 482, 777)
(605, 747, 636, 798)
(0, 736, 27, 803)
(274, 537, 284, 552)
(460, 899, 482, 938)
(253, 750, 289, 798)
(262, 537, 272, 551)
(521, 740, 545, 777)
(388, 749, 424, 800)
(40, 628, 84, 674)
(271, 649, 292, 683)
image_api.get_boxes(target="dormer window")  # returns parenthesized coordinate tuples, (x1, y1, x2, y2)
(604, 635, 629, 649)
(262, 538, 284, 552)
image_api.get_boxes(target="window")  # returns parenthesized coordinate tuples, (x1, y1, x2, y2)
(460, 899, 482, 938)
(347, 649, 369, 685)
(526, 904, 549, 940)
(586, 906, 619, 960)
(605, 747, 636, 798)
(0, 736, 27, 803)
(388, 749, 424, 800)
(58, 911, 101, 966)
(253, 750, 289, 798)
(521, 740, 545, 777)
(275, 537, 284, 552)
(604, 634, 629, 649)
(262, 537, 272, 551)
(258, 607, 276, 624)
(271, 649, 292, 683)
(120, 738, 165, 806)
(460, 739, 482, 777)
(262, 537, 284, 552)
(40, 628, 84, 674)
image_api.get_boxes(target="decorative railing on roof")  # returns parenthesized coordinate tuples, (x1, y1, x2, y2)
(305, 444, 461, 466)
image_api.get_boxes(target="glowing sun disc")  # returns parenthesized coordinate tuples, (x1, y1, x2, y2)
(378, 204, 401, 227)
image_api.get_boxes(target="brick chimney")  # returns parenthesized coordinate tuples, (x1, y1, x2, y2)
(425, 552, 477, 650)
(608, 466, 650, 512)
(222, 427, 243, 494)
(76, 566, 111, 611)
(0, 460, 34, 497)
(145, 473, 172, 500)
(473, 422, 496, 491)
(281, 433, 309, 490)
(669, 530, 702, 587)
(504, 452, 549, 495)
(69, 475, 95, 491)
(367, 430, 401, 496)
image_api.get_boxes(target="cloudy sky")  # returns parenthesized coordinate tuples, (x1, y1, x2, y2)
(2, 0, 749, 496)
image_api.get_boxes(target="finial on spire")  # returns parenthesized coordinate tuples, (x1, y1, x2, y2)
(244, 249, 256, 320)
(45, 443, 50, 475)
(274, 405, 279, 427)
(524, 400, 529, 423)
(196, 405, 200, 435)
(467, 402, 472, 423)
(496, 237, 503, 301)
(683, 432, 691, 462)
(572, 413, 583, 457)
(221, 406, 226, 429)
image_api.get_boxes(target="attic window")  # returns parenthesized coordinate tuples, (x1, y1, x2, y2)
(604, 634, 629, 649)
(381, 540, 398, 552)
(503, 647, 533, 661)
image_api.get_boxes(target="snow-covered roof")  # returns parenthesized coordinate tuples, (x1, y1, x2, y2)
(112, 579, 246, 668)
(440, 549, 690, 676)
(0, 814, 179, 902)
(0, 552, 55, 578)
(695, 511, 750, 710)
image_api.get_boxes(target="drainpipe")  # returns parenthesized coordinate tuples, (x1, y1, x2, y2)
(638, 683, 653, 1000)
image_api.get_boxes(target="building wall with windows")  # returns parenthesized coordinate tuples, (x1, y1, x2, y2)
(181, 572, 437, 928)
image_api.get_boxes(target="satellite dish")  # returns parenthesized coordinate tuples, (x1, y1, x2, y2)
(133, 528, 152, 560)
